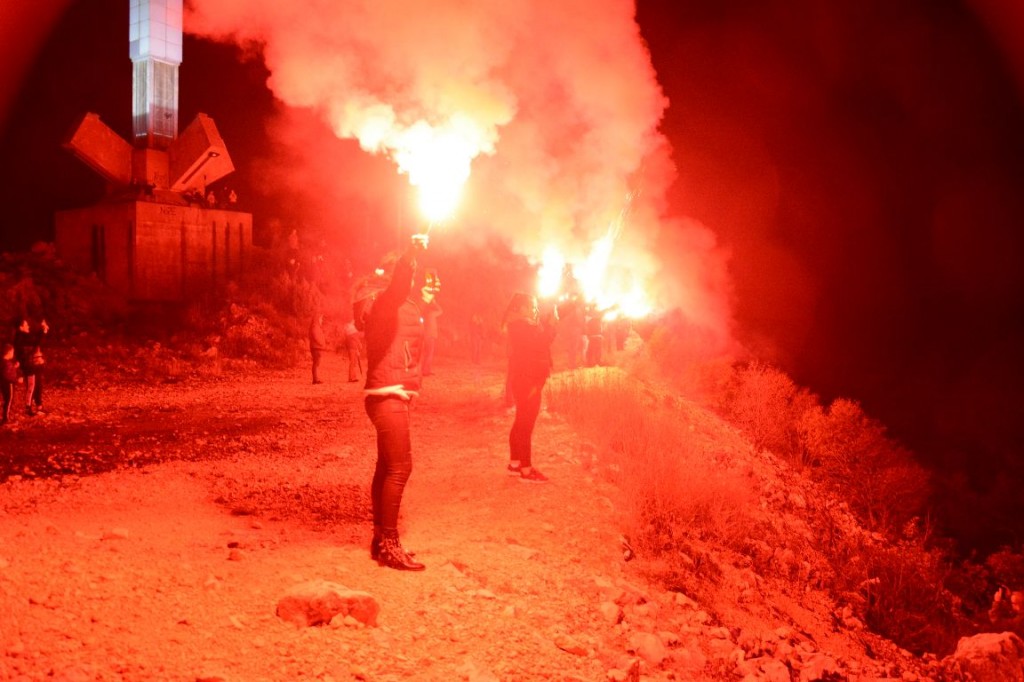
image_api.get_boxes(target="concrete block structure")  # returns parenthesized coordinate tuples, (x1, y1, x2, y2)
(56, 0, 252, 303)
(56, 203, 250, 301)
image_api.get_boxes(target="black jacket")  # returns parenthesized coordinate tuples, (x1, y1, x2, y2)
(363, 248, 424, 392)
(13, 329, 42, 377)
(507, 317, 556, 385)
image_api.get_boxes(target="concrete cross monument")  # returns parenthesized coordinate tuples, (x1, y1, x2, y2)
(55, 0, 253, 302)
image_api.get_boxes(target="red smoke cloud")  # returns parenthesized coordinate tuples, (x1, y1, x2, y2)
(186, 0, 734, 343)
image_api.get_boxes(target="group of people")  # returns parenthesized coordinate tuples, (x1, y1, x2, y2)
(2, 317, 48, 425)
(556, 291, 630, 369)
(342, 233, 555, 572)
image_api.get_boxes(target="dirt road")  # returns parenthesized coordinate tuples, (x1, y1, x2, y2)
(1, 353, 645, 681)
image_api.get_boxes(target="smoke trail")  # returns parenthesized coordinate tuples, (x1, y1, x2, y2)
(186, 0, 733, 340)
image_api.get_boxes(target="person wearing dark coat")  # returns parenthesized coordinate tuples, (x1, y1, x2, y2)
(505, 293, 557, 482)
(360, 233, 429, 571)
(419, 290, 442, 377)
(309, 314, 327, 384)
(13, 317, 47, 416)
(1, 343, 19, 425)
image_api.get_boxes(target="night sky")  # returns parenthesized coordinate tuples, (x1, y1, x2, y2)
(636, 0, 1024, 550)
(2, 0, 1023, 551)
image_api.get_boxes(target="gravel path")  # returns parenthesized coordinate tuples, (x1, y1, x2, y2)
(1, 354, 645, 681)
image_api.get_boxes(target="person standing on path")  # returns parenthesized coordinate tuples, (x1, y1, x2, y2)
(419, 277, 442, 377)
(13, 317, 47, 416)
(309, 313, 327, 384)
(360, 233, 429, 571)
(344, 319, 363, 383)
(1, 343, 19, 425)
(505, 293, 557, 482)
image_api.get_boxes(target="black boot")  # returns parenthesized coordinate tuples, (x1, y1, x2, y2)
(377, 529, 425, 571)
(370, 525, 382, 561)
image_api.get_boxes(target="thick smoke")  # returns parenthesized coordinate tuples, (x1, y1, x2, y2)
(186, 0, 733, 340)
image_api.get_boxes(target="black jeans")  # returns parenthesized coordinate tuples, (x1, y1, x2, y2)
(23, 371, 42, 407)
(365, 395, 413, 531)
(1, 381, 11, 421)
(509, 377, 545, 468)
(311, 349, 323, 382)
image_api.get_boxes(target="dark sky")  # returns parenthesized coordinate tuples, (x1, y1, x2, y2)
(2, 0, 1024, 550)
(635, 0, 1024, 549)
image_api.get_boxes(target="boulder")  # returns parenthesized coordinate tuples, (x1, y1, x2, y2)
(276, 580, 379, 628)
(944, 631, 1024, 682)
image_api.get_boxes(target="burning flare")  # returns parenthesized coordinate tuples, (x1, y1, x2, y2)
(185, 0, 735, 341)
(358, 112, 494, 224)
(537, 235, 653, 320)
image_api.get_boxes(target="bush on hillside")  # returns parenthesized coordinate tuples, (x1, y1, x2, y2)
(0, 243, 129, 334)
(722, 361, 818, 463)
(545, 368, 757, 595)
(798, 397, 930, 534)
(592, 340, 973, 655)
(0, 242, 342, 375)
(178, 247, 355, 368)
(631, 315, 735, 408)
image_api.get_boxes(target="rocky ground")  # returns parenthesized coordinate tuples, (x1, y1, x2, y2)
(0, 351, 979, 681)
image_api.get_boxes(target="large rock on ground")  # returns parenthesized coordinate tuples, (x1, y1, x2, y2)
(276, 580, 379, 627)
(944, 631, 1024, 682)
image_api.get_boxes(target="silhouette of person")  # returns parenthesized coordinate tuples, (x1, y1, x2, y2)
(309, 313, 327, 384)
(1, 343, 19, 425)
(419, 283, 442, 377)
(13, 317, 47, 416)
(344, 319, 363, 383)
(504, 293, 556, 482)
(361, 233, 430, 571)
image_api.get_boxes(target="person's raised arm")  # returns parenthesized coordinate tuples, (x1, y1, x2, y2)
(376, 234, 428, 310)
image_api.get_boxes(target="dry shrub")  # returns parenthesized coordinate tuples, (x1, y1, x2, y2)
(632, 315, 736, 407)
(798, 397, 930, 534)
(0, 243, 129, 330)
(850, 539, 963, 655)
(985, 548, 1024, 589)
(182, 249, 339, 368)
(546, 368, 758, 569)
(218, 302, 298, 367)
(723, 360, 817, 463)
(797, 498, 965, 655)
(597, 340, 968, 654)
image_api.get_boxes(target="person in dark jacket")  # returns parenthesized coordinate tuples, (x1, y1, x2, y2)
(13, 317, 47, 416)
(1, 343, 19, 425)
(505, 292, 557, 482)
(419, 286, 442, 377)
(309, 313, 327, 384)
(361, 233, 429, 571)
(344, 319, 363, 383)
